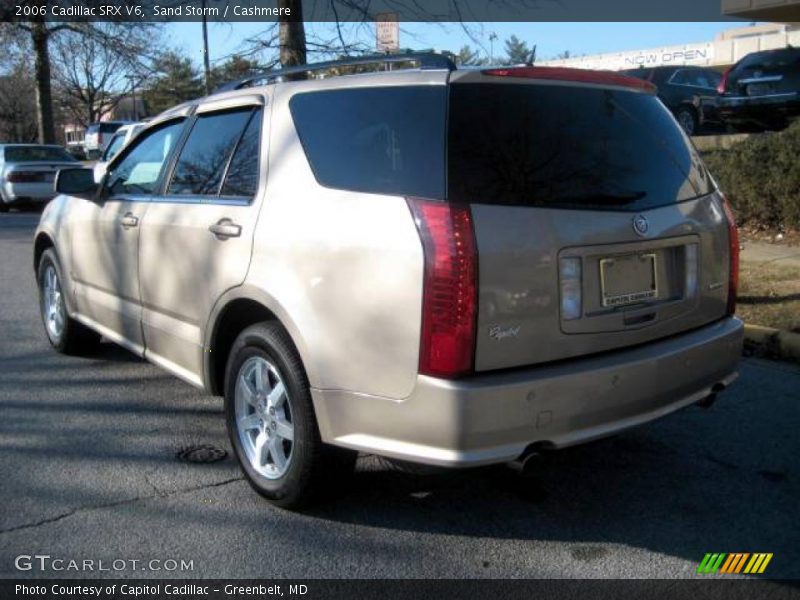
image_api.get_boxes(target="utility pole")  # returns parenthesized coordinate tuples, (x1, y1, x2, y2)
(489, 32, 498, 64)
(202, 0, 211, 95)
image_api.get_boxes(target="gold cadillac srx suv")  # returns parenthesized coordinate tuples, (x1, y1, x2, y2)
(34, 54, 744, 507)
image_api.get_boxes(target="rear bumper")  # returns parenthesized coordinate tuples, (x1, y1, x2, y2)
(313, 317, 744, 466)
(719, 93, 800, 124)
(2, 182, 56, 203)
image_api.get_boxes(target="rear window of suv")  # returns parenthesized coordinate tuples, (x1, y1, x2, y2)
(289, 86, 446, 199)
(4, 146, 76, 162)
(447, 83, 712, 211)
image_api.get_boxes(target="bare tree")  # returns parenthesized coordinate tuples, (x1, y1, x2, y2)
(0, 59, 38, 142)
(238, 2, 549, 72)
(52, 24, 158, 128)
(0, 3, 160, 143)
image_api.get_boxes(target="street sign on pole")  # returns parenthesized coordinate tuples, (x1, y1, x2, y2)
(375, 12, 400, 52)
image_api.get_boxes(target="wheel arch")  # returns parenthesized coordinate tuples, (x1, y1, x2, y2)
(204, 287, 313, 397)
(33, 232, 56, 273)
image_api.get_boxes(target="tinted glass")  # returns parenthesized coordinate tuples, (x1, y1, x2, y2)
(103, 134, 126, 161)
(168, 109, 254, 196)
(744, 48, 800, 70)
(290, 86, 446, 198)
(4, 146, 76, 162)
(689, 69, 721, 89)
(108, 120, 185, 196)
(220, 109, 261, 197)
(448, 83, 712, 211)
(670, 70, 688, 85)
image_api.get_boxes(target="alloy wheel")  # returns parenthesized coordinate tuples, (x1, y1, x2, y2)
(234, 356, 294, 479)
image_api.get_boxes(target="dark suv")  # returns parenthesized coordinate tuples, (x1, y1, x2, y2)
(622, 66, 723, 135)
(717, 47, 800, 131)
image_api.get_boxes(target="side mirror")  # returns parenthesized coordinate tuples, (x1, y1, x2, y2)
(55, 168, 99, 200)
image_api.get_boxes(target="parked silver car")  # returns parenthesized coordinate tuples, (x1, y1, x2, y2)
(34, 54, 743, 508)
(0, 144, 79, 212)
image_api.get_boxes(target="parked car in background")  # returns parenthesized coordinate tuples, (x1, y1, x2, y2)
(93, 122, 146, 182)
(621, 66, 723, 135)
(36, 56, 742, 508)
(65, 144, 87, 161)
(717, 47, 800, 131)
(84, 121, 133, 160)
(0, 144, 78, 212)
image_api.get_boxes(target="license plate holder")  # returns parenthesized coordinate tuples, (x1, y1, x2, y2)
(600, 253, 658, 308)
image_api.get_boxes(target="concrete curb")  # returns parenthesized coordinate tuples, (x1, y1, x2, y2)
(744, 324, 800, 362)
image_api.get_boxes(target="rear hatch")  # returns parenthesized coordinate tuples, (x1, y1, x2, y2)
(447, 69, 732, 371)
(730, 48, 800, 98)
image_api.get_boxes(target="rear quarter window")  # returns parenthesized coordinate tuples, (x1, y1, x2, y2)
(289, 86, 446, 199)
(447, 82, 712, 211)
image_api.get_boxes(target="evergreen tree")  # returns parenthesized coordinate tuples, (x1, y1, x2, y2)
(456, 45, 483, 66)
(504, 35, 535, 65)
(143, 52, 204, 114)
(208, 56, 263, 91)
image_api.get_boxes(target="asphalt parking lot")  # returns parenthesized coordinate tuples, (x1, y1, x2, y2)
(0, 211, 798, 581)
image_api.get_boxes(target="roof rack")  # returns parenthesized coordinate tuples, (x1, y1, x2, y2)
(215, 52, 457, 93)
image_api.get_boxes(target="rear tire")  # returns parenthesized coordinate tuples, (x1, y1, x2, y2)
(224, 322, 356, 508)
(37, 249, 101, 355)
(675, 107, 698, 136)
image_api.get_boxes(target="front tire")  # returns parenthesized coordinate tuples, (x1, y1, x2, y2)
(224, 322, 356, 508)
(37, 249, 101, 355)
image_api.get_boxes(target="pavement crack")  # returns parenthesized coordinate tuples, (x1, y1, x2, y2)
(0, 476, 244, 536)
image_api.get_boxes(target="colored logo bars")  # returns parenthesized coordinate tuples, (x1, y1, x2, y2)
(697, 553, 773, 575)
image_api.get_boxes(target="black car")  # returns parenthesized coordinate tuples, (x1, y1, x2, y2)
(621, 66, 723, 135)
(717, 47, 800, 131)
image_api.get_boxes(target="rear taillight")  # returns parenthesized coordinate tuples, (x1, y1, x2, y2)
(721, 194, 739, 316)
(6, 171, 42, 183)
(717, 67, 732, 95)
(482, 66, 657, 93)
(407, 198, 477, 378)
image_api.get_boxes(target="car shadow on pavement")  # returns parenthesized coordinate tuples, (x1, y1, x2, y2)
(302, 382, 799, 578)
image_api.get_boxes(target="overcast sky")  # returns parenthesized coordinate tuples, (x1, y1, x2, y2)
(169, 20, 754, 67)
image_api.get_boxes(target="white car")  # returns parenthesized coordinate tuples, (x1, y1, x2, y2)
(93, 122, 145, 182)
(84, 121, 134, 160)
(0, 144, 79, 212)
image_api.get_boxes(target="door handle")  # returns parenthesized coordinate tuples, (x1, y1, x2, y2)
(209, 219, 242, 239)
(120, 213, 138, 228)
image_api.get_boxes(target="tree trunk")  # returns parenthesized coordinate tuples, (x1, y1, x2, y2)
(278, 0, 306, 69)
(31, 21, 55, 144)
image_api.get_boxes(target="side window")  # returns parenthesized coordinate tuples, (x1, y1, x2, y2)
(102, 134, 125, 162)
(107, 120, 185, 196)
(289, 86, 446, 198)
(167, 108, 256, 197)
(220, 109, 262, 197)
(691, 70, 720, 89)
(670, 70, 688, 85)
